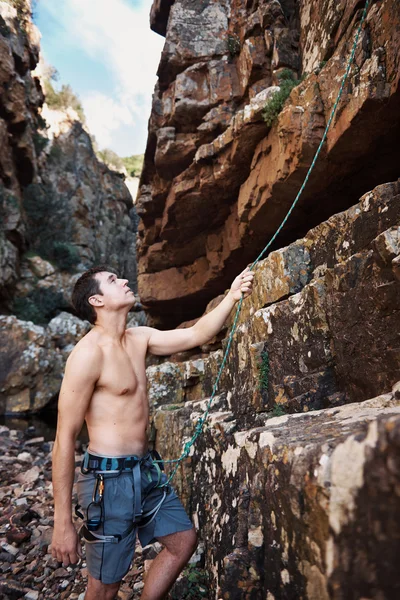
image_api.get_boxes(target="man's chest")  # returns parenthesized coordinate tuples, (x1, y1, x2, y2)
(96, 344, 147, 396)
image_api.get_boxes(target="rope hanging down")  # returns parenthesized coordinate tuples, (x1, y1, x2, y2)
(158, 0, 371, 485)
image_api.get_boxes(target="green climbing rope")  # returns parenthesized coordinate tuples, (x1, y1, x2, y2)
(159, 0, 371, 485)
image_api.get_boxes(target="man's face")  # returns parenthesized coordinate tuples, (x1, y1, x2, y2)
(93, 271, 136, 311)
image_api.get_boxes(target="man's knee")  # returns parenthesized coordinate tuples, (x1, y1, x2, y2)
(87, 573, 121, 600)
(159, 527, 198, 561)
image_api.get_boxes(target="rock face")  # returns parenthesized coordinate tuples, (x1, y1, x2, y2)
(0, 0, 42, 297)
(0, 313, 90, 414)
(139, 0, 400, 327)
(147, 180, 400, 598)
(196, 392, 400, 600)
(0, 1, 139, 320)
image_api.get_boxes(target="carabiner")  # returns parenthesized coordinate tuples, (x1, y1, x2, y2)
(93, 473, 104, 502)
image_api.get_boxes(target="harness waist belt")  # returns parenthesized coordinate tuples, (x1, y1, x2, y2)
(82, 451, 151, 474)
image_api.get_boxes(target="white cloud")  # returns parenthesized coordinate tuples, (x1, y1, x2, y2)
(83, 92, 135, 149)
(39, 0, 164, 155)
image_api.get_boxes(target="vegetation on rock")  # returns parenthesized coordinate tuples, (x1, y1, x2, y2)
(13, 287, 65, 325)
(97, 149, 144, 177)
(262, 69, 304, 127)
(22, 183, 80, 272)
(170, 565, 209, 599)
(268, 403, 286, 418)
(8, 0, 33, 25)
(96, 148, 124, 171)
(227, 32, 241, 57)
(257, 348, 270, 393)
(43, 78, 86, 123)
(122, 154, 144, 177)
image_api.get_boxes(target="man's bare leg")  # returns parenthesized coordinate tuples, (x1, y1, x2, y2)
(85, 573, 121, 600)
(141, 528, 198, 600)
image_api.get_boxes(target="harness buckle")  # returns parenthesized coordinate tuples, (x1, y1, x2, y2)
(104, 457, 120, 471)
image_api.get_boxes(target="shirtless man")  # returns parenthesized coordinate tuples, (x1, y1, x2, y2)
(51, 265, 254, 600)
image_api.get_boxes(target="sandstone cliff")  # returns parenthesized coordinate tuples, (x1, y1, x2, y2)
(139, 0, 400, 327)
(140, 1, 400, 598)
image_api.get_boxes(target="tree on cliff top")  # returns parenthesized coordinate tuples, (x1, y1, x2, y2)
(43, 78, 86, 123)
(122, 154, 144, 178)
(97, 149, 144, 178)
(97, 148, 125, 172)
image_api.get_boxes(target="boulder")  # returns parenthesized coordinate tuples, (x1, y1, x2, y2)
(0, 313, 89, 414)
(154, 387, 400, 599)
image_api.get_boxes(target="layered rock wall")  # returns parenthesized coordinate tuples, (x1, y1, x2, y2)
(147, 180, 400, 597)
(139, 0, 400, 327)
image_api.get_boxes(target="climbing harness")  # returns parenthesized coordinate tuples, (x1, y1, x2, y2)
(75, 450, 168, 544)
(155, 0, 371, 485)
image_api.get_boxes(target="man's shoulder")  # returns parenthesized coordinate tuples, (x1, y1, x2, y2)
(125, 326, 151, 341)
(68, 331, 102, 364)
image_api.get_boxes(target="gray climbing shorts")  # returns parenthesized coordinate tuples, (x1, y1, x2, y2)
(76, 453, 193, 584)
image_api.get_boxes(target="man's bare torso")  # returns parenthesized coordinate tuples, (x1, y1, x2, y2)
(72, 327, 149, 457)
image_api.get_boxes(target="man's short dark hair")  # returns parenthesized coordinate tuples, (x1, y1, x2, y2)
(72, 265, 116, 324)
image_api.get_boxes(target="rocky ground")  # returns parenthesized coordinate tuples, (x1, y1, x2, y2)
(0, 426, 208, 600)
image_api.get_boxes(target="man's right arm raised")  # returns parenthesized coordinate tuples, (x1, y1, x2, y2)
(51, 344, 102, 566)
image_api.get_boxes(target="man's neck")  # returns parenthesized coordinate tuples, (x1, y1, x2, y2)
(93, 311, 129, 341)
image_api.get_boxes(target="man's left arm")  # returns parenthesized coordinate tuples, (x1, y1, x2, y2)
(143, 267, 254, 356)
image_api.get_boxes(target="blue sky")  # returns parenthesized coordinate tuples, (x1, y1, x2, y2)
(34, 0, 165, 156)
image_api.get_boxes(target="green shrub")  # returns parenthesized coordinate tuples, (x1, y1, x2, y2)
(95, 150, 144, 178)
(43, 80, 85, 123)
(33, 132, 48, 155)
(13, 287, 65, 325)
(23, 183, 79, 272)
(271, 403, 286, 417)
(121, 154, 144, 177)
(36, 113, 48, 131)
(170, 566, 209, 600)
(265, 403, 286, 419)
(47, 142, 63, 164)
(262, 69, 304, 127)
(23, 183, 67, 238)
(51, 241, 80, 271)
(0, 15, 10, 37)
(257, 349, 270, 392)
(0, 186, 19, 231)
(316, 60, 327, 73)
(97, 148, 124, 171)
(162, 404, 182, 412)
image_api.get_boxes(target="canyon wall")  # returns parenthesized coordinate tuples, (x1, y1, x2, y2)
(139, 0, 400, 327)
(148, 179, 400, 599)
(0, 1, 141, 414)
(142, 1, 400, 598)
